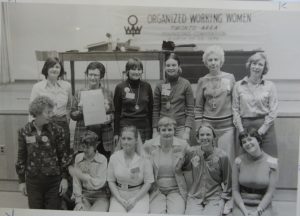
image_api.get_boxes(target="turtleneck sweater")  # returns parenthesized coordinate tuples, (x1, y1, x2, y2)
(113, 78, 153, 135)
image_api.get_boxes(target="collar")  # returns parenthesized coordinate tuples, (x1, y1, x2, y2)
(117, 150, 140, 165)
(76, 152, 106, 164)
(39, 79, 63, 88)
(127, 78, 141, 88)
(29, 120, 52, 133)
(241, 76, 265, 85)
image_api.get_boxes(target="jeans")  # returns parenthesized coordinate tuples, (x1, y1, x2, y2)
(26, 174, 61, 209)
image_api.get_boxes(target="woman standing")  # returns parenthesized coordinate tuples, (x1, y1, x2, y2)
(70, 62, 114, 158)
(232, 52, 278, 157)
(30, 57, 72, 151)
(16, 96, 72, 209)
(195, 45, 236, 162)
(113, 58, 153, 143)
(152, 53, 194, 140)
(107, 126, 154, 213)
(144, 117, 188, 214)
(232, 128, 278, 216)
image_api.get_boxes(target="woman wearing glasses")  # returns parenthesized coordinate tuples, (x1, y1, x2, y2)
(70, 62, 114, 158)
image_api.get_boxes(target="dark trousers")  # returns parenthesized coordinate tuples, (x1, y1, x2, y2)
(26, 174, 61, 209)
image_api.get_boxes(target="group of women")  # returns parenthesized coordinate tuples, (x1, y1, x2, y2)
(16, 45, 279, 216)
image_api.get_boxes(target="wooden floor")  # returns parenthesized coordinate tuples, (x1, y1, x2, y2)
(0, 190, 297, 215)
(0, 82, 299, 215)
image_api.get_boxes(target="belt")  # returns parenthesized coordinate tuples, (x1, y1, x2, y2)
(242, 115, 266, 120)
(240, 185, 266, 195)
(116, 182, 143, 190)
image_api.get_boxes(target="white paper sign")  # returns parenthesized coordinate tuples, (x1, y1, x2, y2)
(81, 89, 106, 126)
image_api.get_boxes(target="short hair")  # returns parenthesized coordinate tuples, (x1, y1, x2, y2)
(81, 130, 99, 148)
(239, 128, 263, 148)
(202, 45, 225, 68)
(41, 57, 65, 79)
(196, 123, 217, 139)
(85, 61, 106, 79)
(29, 96, 54, 117)
(245, 52, 269, 77)
(125, 58, 143, 72)
(157, 117, 176, 131)
(165, 52, 181, 65)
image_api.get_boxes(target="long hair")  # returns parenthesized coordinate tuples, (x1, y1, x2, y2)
(196, 122, 218, 147)
(115, 125, 143, 155)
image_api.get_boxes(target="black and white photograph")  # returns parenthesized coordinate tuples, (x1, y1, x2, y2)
(0, 0, 299, 216)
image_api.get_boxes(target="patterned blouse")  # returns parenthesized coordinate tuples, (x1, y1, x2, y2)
(16, 121, 72, 183)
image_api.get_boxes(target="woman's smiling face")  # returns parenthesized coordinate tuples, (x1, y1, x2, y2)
(121, 131, 136, 154)
(165, 58, 180, 77)
(197, 126, 214, 152)
(206, 53, 222, 73)
(249, 59, 265, 79)
(241, 135, 261, 155)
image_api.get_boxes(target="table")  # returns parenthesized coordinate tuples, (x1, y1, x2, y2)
(59, 51, 165, 95)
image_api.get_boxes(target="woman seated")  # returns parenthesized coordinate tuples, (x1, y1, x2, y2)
(144, 116, 188, 214)
(107, 125, 154, 213)
(233, 128, 278, 216)
(16, 96, 72, 209)
(69, 130, 109, 211)
(183, 123, 232, 216)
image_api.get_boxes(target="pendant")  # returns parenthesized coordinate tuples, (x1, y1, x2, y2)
(135, 105, 140, 110)
(166, 101, 171, 110)
(211, 98, 217, 109)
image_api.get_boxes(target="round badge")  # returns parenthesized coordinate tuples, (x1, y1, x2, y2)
(191, 155, 200, 167)
(124, 87, 130, 93)
(41, 136, 48, 142)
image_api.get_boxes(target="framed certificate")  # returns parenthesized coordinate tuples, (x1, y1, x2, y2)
(81, 89, 106, 126)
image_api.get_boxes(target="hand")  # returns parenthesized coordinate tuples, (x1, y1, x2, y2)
(126, 197, 137, 211)
(152, 128, 158, 138)
(104, 99, 110, 112)
(68, 165, 76, 177)
(59, 178, 68, 196)
(241, 207, 249, 216)
(248, 210, 259, 216)
(175, 157, 185, 173)
(114, 135, 119, 147)
(182, 131, 190, 140)
(118, 197, 128, 209)
(18, 183, 27, 196)
(182, 127, 190, 140)
(257, 128, 264, 136)
(74, 202, 85, 211)
(71, 110, 81, 118)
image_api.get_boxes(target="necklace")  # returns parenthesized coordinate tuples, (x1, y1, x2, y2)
(210, 76, 221, 110)
(128, 81, 140, 110)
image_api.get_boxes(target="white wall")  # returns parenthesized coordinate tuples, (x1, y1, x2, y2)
(6, 2, 300, 81)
